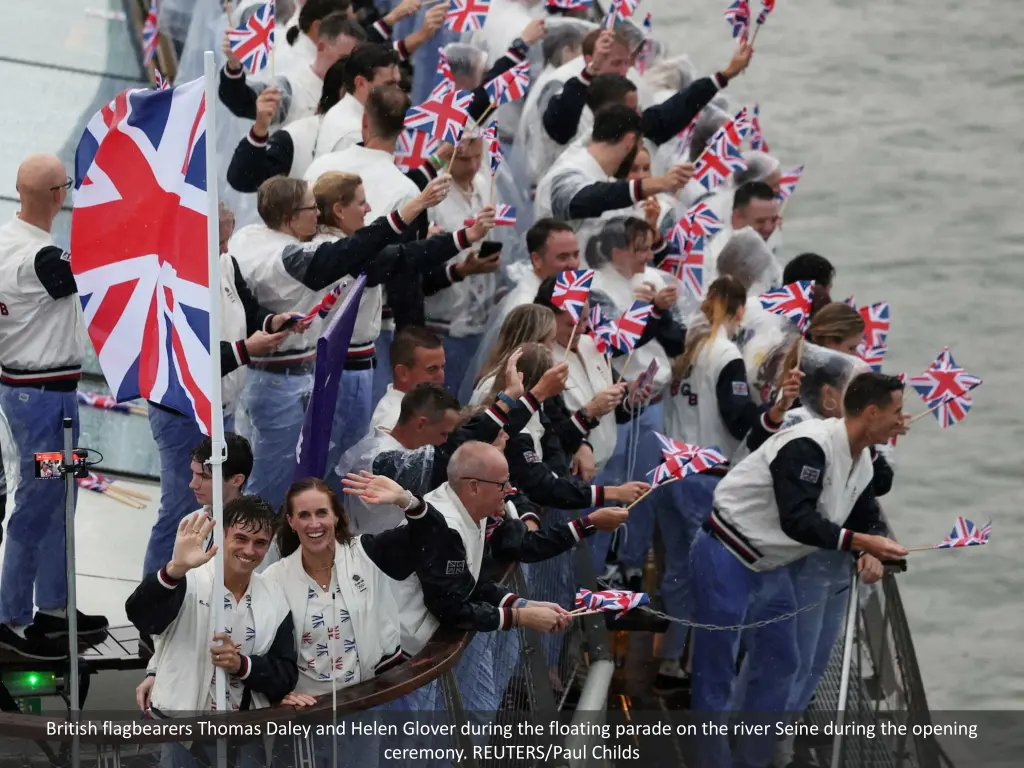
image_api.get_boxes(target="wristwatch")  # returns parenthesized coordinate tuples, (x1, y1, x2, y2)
(497, 392, 517, 409)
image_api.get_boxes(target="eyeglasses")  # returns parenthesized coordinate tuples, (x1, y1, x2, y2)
(466, 477, 514, 493)
(51, 176, 73, 192)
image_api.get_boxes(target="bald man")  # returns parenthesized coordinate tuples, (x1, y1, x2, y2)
(0, 153, 108, 659)
(343, 441, 629, 713)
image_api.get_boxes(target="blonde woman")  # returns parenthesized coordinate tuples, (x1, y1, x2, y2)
(470, 304, 558, 404)
(664, 275, 802, 460)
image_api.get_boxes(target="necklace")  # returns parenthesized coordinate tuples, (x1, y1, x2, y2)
(302, 556, 334, 591)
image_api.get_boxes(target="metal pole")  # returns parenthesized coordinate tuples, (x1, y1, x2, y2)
(830, 569, 860, 768)
(203, 50, 228, 768)
(62, 417, 80, 768)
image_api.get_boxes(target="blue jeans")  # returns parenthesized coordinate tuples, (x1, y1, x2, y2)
(371, 330, 393, 408)
(325, 368, 374, 494)
(690, 529, 800, 768)
(653, 472, 720, 660)
(786, 551, 852, 712)
(440, 333, 482, 398)
(236, 369, 312, 510)
(0, 386, 79, 625)
(602, 402, 665, 569)
(143, 407, 238, 576)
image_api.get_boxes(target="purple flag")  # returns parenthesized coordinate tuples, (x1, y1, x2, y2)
(293, 276, 366, 481)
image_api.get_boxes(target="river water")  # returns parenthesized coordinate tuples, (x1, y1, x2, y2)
(650, 0, 1024, 710)
(0, 0, 1020, 713)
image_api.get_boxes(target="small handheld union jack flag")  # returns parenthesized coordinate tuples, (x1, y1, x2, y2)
(859, 302, 890, 348)
(692, 130, 747, 192)
(153, 68, 170, 91)
(433, 50, 454, 99)
(635, 14, 655, 75)
(547, 0, 592, 9)
(301, 285, 343, 323)
(908, 348, 982, 428)
(749, 102, 770, 152)
(724, 0, 751, 40)
(756, 0, 777, 26)
(445, 0, 491, 33)
(551, 269, 595, 323)
(484, 61, 530, 108)
(648, 445, 727, 486)
(77, 471, 110, 493)
(394, 128, 439, 173)
(227, 1, 276, 75)
(931, 516, 991, 549)
(482, 121, 503, 175)
(575, 588, 650, 615)
(856, 342, 887, 373)
(142, 0, 160, 64)
(588, 304, 615, 354)
(493, 204, 516, 226)
(679, 201, 725, 240)
(404, 88, 474, 144)
(77, 390, 136, 414)
(604, 0, 640, 26)
(844, 295, 857, 309)
(759, 280, 814, 333)
(609, 300, 654, 354)
(777, 164, 805, 205)
(653, 432, 701, 463)
(665, 235, 707, 299)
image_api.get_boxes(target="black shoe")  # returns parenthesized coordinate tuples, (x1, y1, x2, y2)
(32, 611, 109, 638)
(652, 673, 691, 698)
(0, 624, 69, 661)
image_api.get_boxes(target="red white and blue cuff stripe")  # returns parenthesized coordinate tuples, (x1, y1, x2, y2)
(236, 656, 252, 680)
(590, 487, 605, 507)
(569, 515, 593, 542)
(497, 593, 520, 630)
(156, 568, 183, 589)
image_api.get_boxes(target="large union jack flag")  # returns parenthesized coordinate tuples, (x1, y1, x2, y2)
(445, 0, 491, 33)
(759, 280, 814, 333)
(609, 300, 654, 354)
(859, 301, 890, 347)
(724, 0, 751, 40)
(142, 0, 160, 64)
(551, 269, 595, 323)
(393, 128, 439, 173)
(404, 87, 474, 145)
(908, 347, 982, 428)
(72, 79, 213, 435)
(227, 1, 276, 75)
(484, 61, 530, 108)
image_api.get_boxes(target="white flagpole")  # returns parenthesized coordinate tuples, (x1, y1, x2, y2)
(203, 50, 230, 738)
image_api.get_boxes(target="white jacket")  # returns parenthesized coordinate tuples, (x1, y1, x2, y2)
(710, 418, 873, 572)
(262, 541, 402, 694)
(557, 335, 616, 471)
(149, 561, 289, 713)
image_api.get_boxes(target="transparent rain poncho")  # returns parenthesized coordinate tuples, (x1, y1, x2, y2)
(733, 150, 782, 188)
(784, 343, 868, 425)
(713, 227, 788, 404)
(336, 430, 437, 535)
(0, 402, 18, 502)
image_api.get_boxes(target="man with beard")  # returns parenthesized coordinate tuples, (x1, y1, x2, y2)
(534, 105, 692, 262)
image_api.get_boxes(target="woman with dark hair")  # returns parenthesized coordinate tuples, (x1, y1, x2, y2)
(262, 477, 428, 766)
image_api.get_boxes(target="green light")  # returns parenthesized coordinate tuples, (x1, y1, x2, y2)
(27, 674, 39, 688)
